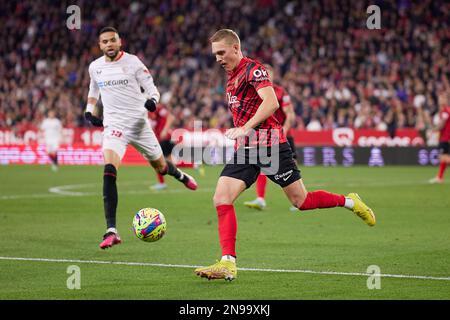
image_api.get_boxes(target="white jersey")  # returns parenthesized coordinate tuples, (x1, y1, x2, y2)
(40, 118, 62, 142)
(87, 51, 160, 129)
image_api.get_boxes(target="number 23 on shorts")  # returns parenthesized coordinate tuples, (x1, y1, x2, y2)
(110, 130, 123, 138)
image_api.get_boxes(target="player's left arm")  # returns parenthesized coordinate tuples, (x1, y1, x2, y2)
(226, 86, 279, 139)
(135, 58, 160, 112)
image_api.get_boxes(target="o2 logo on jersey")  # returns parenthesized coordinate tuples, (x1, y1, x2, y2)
(227, 92, 240, 109)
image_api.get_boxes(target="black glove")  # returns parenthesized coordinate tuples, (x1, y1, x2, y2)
(84, 112, 103, 127)
(144, 98, 157, 112)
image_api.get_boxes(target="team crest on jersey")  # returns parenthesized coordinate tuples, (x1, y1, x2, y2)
(121, 66, 129, 73)
(96, 70, 102, 75)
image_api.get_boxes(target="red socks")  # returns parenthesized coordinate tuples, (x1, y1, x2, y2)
(438, 161, 447, 179)
(157, 173, 165, 184)
(216, 204, 237, 257)
(256, 174, 267, 199)
(299, 190, 345, 210)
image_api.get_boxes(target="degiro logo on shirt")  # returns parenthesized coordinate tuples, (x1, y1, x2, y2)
(97, 79, 129, 88)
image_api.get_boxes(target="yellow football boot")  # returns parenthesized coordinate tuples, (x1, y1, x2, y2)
(194, 260, 237, 281)
(243, 198, 266, 210)
(347, 193, 376, 226)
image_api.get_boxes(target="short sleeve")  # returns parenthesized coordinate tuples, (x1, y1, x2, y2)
(247, 63, 272, 91)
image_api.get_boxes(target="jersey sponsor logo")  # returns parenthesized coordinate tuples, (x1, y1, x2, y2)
(97, 79, 129, 88)
(227, 92, 240, 109)
(274, 169, 293, 181)
(252, 68, 269, 82)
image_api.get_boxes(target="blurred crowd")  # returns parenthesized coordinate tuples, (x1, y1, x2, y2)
(0, 0, 449, 141)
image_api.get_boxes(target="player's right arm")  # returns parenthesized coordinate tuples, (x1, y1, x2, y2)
(85, 64, 103, 127)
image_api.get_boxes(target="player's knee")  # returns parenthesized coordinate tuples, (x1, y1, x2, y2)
(213, 192, 233, 207)
(291, 191, 307, 209)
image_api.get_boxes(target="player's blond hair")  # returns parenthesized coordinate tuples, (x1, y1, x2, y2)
(210, 29, 240, 47)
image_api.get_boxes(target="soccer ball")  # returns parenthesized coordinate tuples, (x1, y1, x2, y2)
(132, 208, 167, 242)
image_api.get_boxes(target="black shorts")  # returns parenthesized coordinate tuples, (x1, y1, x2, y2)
(287, 136, 297, 159)
(220, 142, 301, 188)
(160, 139, 175, 157)
(439, 142, 450, 155)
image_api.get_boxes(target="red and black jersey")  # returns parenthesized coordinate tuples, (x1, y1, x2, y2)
(439, 106, 450, 142)
(226, 57, 286, 147)
(148, 104, 171, 140)
(273, 84, 292, 126)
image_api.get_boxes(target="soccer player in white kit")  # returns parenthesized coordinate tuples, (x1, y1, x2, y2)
(40, 110, 62, 172)
(85, 27, 198, 249)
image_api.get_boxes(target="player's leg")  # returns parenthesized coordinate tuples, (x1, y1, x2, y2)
(243, 173, 267, 210)
(279, 177, 376, 226)
(149, 155, 197, 190)
(267, 143, 376, 226)
(150, 141, 172, 191)
(99, 128, 128, 249)
(195, 161, 258, 281)
(99, 149, 123, 249)
(132, 124, 197, 190)
(46, 141, 59, 171)
(430, 143, 449, 183)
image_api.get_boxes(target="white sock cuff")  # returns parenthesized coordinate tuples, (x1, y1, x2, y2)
(221, 255, 236, 263)
(106, 227, 118, 234)
(344, 197, 354, 209)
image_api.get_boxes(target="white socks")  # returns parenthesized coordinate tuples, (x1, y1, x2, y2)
(221, 255, 236, 263)
(106, 227, 118, 234)
(344, 197, 354, 209)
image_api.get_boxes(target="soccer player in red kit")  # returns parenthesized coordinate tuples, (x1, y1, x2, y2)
(429, 93, 450, 183)
(244, 64, 296, 210)
(149, 104, 175, 190)
(194, 29, 376, 281)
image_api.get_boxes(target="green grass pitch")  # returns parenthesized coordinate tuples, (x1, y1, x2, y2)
(0, 164, 449, 299)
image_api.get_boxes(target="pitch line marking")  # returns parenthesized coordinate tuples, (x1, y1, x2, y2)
(1, 256, 449, 282)
(0, 179, 441, 200)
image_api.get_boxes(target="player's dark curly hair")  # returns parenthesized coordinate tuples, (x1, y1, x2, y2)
(99, 27, 119, 37)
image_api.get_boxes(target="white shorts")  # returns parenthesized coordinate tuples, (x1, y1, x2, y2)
(45, 140, 60, 154)
(102, 119, 162, 161)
